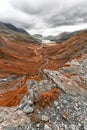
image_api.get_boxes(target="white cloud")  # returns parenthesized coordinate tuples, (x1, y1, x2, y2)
(28, 23, 87, 36)
(0, 0, 87, 35)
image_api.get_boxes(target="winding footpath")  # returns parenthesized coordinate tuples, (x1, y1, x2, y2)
(34, 43, 49, 77)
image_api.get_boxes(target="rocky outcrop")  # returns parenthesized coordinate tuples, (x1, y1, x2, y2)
(44, 55, 87, 98)
(0, 78, 87, 130)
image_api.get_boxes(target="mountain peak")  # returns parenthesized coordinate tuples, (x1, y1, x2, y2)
(0, 22, 28, 35)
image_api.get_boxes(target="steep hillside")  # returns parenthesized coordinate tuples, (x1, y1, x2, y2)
(42, 30, 87, 70)
(0, 22, 41, 78)
(0, 22, 29, 34)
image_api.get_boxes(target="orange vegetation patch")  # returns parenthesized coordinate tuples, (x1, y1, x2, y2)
(64, 64, 71, 67)
(30, 111, 40, 124)
(33, 88, 59, 109)
(0, 80, 16, 93)
(21, 74, 43, 82)
(0, 83, 28, 107)
(0, 74, 43, 107)
(30, 75, 42, 81)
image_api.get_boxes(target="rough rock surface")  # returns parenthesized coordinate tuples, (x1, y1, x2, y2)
(0, 92, 87, 130)
(0, 55, 87, 129)
(44, 54, 87, 98)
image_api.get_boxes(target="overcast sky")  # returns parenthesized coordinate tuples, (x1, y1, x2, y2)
(0, 0, 87, 36)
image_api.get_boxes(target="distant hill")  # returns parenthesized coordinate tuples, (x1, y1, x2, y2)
(32, 34, 43, 39)
(0, 22, 40, 44)
(0, 22, 29, 35)
(45, 29, 87, 43)
(32, 34, 43, 42)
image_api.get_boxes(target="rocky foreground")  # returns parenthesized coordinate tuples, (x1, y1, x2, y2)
(0, 54, 87, 130)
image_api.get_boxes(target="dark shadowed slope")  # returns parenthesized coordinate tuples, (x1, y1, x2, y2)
(0, 22, 29, 34)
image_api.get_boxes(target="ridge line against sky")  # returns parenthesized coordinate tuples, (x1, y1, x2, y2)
(0, 0, 87, 36)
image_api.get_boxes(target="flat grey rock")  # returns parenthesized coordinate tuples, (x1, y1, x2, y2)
(44, 124, 51, 130)
(23, 105, 34, 114)
(41, 115, 49, 122)
(5, 126, 18, 130)
(83, 121, 87, 130)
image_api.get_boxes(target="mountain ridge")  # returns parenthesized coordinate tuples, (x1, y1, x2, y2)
(0, 22, 29, 34)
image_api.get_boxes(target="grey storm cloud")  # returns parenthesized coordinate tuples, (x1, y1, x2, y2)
(47, 2, 87, 27)
(0, 0, 87, 35)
